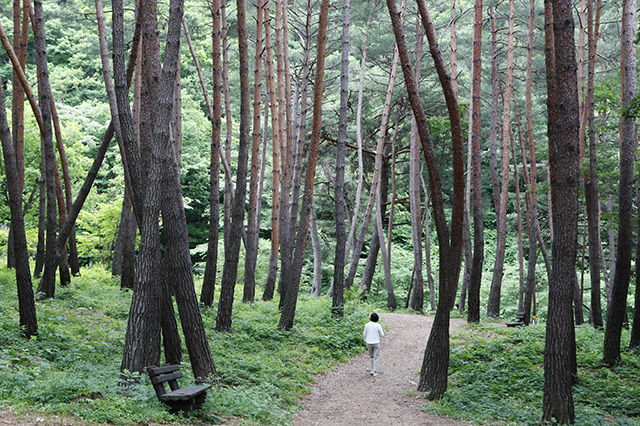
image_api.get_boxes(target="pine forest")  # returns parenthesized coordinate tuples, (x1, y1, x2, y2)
(0, 0, 639, 424)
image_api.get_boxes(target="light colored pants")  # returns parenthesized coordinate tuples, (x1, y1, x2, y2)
(367, 343, 381, 372)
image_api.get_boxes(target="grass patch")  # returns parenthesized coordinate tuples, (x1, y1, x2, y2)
(0, 265, 371, 425)
(422, 322, 640, 425)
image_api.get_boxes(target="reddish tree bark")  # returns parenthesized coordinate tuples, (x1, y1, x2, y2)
(278, 0, 330, 331)
(216, 0, 252, 333)
(467, 0, 483, 323)
(201, 0, 222, 307)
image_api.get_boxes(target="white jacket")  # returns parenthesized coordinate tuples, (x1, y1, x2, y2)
(363, 321, 384, 344)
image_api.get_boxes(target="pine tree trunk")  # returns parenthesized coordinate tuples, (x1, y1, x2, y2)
(310, 206, 323, 296)
(488, 6, 501, 216)
(344, 13, 371, 267)
(243, 0, 265, 303)
(262, 0, 281, 301)
(0, 76, 37, 337)
(222, 2, 233, 252)
(488, 0, 515, 318)
(201, 0, 222, 307)
(216, 0, 252, 333)
(521, 0, 538, 326)
(113, 187, 136, 290)
(345, 18, 402, 290)
(331, 0, 350, 316)
(118, 0, 167, 376)
(8, 0, 28, 270)
(51, 99, 79, 277)
(584, 0, 603, 329)
(120, 193, 137, 290)
(409, 20, 425, 313)
(422, 181, 436, 312)
(384, 121, 399, 309)
(542, 0, 579, 421)
(389, 0, 464, 399)
(33, 0, 60, 299)
(374, 143, 395, 309)
(53, 164, 71, 286)
(510, 135, 525, 320)
(34, 169, 45, 279)
(467, 0, 483, 323)
(275, 0, 295, 309)
(603, 0, 636, 368)
(359, 225, 379, 299)
(277, 0, 329, 331)
(630, 180, 640, 348)
(605, 195, 615, 297)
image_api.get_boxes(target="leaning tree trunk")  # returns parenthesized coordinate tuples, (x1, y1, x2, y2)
(344, 12, 372, 266)
(8, 0, 28, 270)
(51, 99, 79, 277)
(151, 0, 216, 378)
(360, 225, 380, 299)
(387, 0, 464, 400)
(345, 15, 403, 290)
(117, 0, 165, 376)
(277, 0, 330, 331)
(0, 75, 37, 337)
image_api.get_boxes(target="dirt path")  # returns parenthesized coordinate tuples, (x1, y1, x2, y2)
(291, 313, 471, 426)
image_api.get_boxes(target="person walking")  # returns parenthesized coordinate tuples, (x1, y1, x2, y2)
(363, 313, 384, 376)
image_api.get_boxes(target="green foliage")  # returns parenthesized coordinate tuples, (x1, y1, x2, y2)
(202, 294, 370, 424)
(0, 268, 174, 425)
(0, 264, 370, 425)
(422, 323, 640, 426)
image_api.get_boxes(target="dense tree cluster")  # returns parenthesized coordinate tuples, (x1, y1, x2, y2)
(0, 0, 639, 423)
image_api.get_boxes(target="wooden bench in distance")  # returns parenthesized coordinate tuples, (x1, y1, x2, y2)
(147, 364, 211, 417)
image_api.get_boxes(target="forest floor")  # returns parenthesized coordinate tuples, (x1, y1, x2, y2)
(0, 313, 473, 426)
(291, 313, 473, 426)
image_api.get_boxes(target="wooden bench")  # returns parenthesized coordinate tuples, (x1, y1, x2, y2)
(147, 364, 211, 417)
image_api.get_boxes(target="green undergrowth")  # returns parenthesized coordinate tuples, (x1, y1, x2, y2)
(0, 266, 370, 425)
(422, 322, 640, 426)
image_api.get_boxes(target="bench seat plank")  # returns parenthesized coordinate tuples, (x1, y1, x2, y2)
(147, 364, 212, 417)
(159, 385, 211, 401)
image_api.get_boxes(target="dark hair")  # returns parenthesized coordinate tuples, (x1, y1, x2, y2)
(370, 313, 379, 322)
